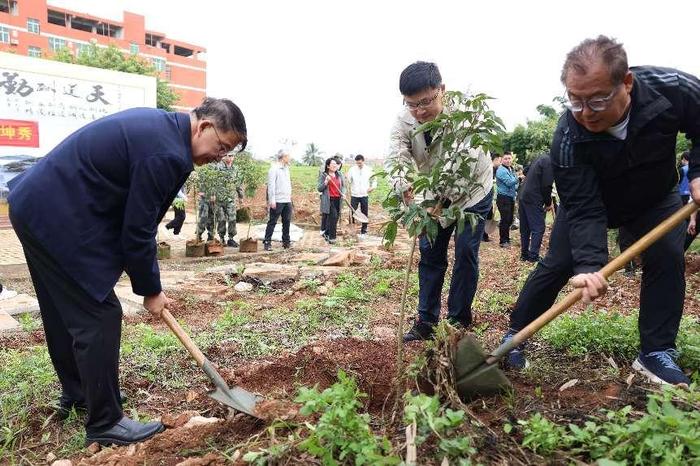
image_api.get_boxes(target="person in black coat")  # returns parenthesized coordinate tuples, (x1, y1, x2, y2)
(502, 36, 700, 387)
(8, 98, 247, 446)
(518, 154, 554, 262)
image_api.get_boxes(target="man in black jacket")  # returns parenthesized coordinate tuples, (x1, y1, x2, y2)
(501, 36, 700, 386)
(518, 155, 554, 262)
(9, 98, 247, 445)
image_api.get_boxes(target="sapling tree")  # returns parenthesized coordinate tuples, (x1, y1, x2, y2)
(380, 90, 505, 377)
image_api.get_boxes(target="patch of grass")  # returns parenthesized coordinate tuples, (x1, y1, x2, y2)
(473, 289, 515, 314)
(368, 269, 403, 297)
(516, 386, 700, 465)
(0, 347, 60, 461)
(540, 310, 700, 373)
(17, 312, 41, 332)
(120, 323, 189, 388)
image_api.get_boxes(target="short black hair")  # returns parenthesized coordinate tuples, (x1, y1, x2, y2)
(682, 151, 690, 161)
(355, 154, 365, 161)
(399, 61, 442, 96)
(193, 97, 248, 151)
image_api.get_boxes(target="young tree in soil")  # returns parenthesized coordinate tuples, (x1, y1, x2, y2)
(381, 91, 505, 377)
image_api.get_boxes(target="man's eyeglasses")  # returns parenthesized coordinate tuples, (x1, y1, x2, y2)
(564, 85, 620, 113)
(404, 90, 441, 110)
(211, 124, 233, 155)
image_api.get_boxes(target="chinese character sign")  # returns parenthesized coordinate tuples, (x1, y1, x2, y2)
(0, 119, 39, 147)
(0, 68, 147, 123)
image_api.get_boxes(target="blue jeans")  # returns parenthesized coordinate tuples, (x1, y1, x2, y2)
(417, 191, 493, 325)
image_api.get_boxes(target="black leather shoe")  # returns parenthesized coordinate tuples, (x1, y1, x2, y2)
(282, 242, 291, 249)
(85, 415, 164, 447)
(227, 239, 239, 247)
(264, 242, 272, 251)
(57, 390, 127, 420)
(403, 321, 435, 343)
(446, 317, 471, 330)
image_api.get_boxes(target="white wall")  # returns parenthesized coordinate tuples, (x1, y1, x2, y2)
(0, 52, 157, 157)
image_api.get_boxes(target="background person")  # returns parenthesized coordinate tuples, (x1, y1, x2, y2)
(318, 157, 345, 244)
(518, 154, 554, 262)
(347, 154, 376, 237)
(263, 152, 292, 251)
(495, 152, 519, 247)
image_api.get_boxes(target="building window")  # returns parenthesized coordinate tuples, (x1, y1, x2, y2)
(47, 9, 67, 26)
(0, 26, 9, 43)
(48, 36, 66, 52)
(75, 42, 90, 56)
(165, 65, 172, 81)
(129, 42, 139, 55)
(152, 57, 165, 72)
(27, 18, 40, 34)
(28, 46, 41, 58)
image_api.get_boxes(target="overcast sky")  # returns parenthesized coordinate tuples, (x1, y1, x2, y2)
(52, 0, 700, 160)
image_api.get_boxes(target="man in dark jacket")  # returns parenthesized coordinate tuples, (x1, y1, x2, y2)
(8, 98, 247, 445)
(501, 36, 700, 386)
(518, 155, 554, 262)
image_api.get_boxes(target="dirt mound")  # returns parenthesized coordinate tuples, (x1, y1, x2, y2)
(229, 338, 399, 414)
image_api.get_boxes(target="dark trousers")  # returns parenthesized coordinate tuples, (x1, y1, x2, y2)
(350, 196, 369, 234)
(418, 192, 492, 326)
(519, 201, 546, 259)
(510, 190, 685, 353)
(496, 194, 515, 244)
(322, 197, 341, 240)
(11, 219, 123, 435)
(165, 207, 186, 234)
(264, 202, 292, 244)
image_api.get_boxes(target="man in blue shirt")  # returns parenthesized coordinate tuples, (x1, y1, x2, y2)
(8, 98, 247, 446)
(495, 152, 520, 247)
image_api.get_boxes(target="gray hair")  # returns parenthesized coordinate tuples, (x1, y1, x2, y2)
(560, 35, 628, 86)
(192, 97, 248, 151)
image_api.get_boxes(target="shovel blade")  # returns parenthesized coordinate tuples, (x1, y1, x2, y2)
(352, 210, 369, 223)
(484, 219, 498, 236)
(208, 386, 261, 418)
(453, 333, 511, 400)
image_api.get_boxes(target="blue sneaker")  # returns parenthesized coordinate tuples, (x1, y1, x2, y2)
(632, 349, 690, 386)
(501, 329, 529, 370)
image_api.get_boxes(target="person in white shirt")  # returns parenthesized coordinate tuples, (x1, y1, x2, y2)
(347, 154, 376, 236)
(263, 152, 293, 251)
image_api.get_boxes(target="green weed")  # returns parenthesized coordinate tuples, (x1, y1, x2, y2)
(518, 386, 700, 464)
(294, 371, 399, 465)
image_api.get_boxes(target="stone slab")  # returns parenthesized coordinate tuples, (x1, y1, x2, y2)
(0, 310, 20, 332)
(0, 293, 40, 316)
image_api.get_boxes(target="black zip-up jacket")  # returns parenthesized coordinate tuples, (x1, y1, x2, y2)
(551, 66, 700, 274)
(519, 155, 553, 207)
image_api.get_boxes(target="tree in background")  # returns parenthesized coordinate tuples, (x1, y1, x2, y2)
(303, 142, 323, 166)
(503, 102, 561, 167)
(52, 42, 179, 111)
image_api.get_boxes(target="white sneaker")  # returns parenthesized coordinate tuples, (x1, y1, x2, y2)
(358, 233, 366, 239)
(0, 288, 18, 300)
(319, 230, 326, 236)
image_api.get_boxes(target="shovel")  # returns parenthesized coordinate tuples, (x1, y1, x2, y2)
(161, 308, 261, 417)
(455, 201, 699, 399)
(343, 197, 369, 224)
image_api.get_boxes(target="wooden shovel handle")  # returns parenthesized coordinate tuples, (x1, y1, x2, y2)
(499, 201, 699, 354)
(161, 308, 206, 367)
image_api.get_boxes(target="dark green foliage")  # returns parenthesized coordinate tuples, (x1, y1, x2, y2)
(51, 43, 179, 110)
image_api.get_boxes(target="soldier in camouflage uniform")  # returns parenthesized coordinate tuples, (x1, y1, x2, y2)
(195, 193, 216, 242)
(214, 155, 244, 247)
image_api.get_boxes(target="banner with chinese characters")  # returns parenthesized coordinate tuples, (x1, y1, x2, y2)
(0, 52, 156, 157)
(0, 119, 39, 147)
